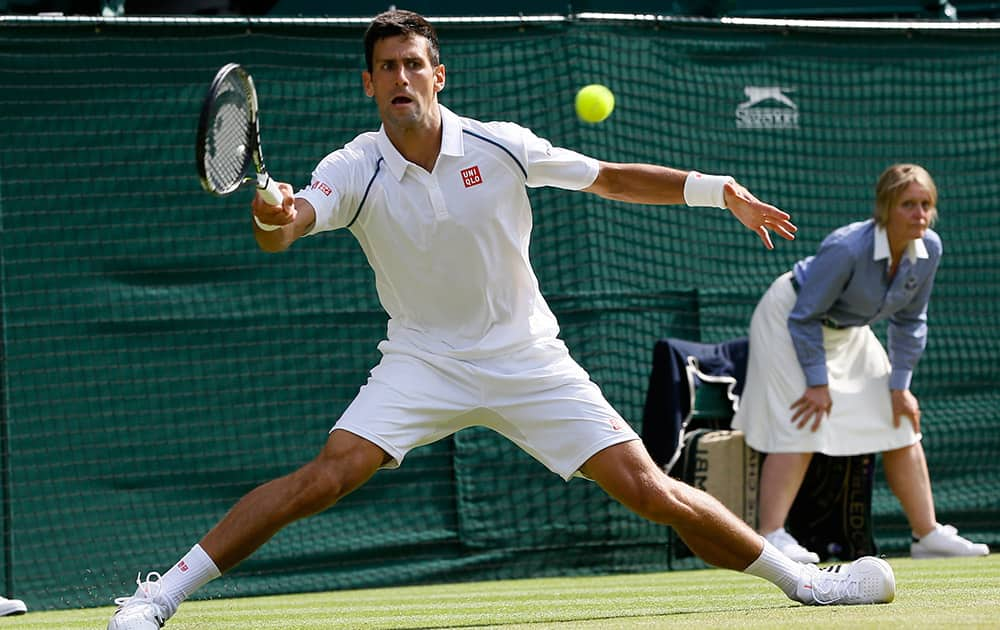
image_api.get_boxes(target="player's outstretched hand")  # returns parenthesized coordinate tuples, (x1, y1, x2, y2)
(723, 181, 797, 249)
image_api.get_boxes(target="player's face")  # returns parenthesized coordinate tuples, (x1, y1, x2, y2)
(886, 181, 934, 245)
(363, 34, 445, 131)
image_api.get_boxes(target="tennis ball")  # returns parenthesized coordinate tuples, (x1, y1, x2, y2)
(575, 84, 615, 123)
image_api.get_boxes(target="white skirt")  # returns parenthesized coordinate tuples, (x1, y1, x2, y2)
(731, 272, 921, 456)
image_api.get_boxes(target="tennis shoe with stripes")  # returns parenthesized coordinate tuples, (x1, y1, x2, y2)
(107, 572, 167, 630)
(794, 556, 895, 605)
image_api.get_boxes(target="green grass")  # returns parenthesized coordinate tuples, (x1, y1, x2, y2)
(9, 556, 999, 629)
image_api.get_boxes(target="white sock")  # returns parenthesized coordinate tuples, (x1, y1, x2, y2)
(743, 537, 805, 599)
(147, 544, 222, 620)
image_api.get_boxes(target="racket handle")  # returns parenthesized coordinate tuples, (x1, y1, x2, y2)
(257, 173, 283, 206)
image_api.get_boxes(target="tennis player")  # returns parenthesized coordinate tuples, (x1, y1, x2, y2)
(108, 10, 895, 629)
(733, 163, 990, 563)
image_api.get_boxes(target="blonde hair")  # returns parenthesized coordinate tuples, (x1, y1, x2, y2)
(873, 163, 938, 227)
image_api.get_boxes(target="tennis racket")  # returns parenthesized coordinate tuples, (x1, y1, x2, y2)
(196, 63, 282, 205)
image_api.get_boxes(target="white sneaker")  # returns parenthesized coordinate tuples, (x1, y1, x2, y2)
(764, 527, 820, 564)
(795, 556, 895, 605)
(911, 524, 990, 559)
(0, 596, 26, 616)
(108, 573, 168, 630)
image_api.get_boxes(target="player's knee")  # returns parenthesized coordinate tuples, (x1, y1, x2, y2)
(621, 473, 688, 525)
(312, 462, 349, 499)
(290, 458, 358, 513)
(652, 487, 694, 526)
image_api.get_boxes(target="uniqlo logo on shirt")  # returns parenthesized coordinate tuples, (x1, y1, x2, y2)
(178, 560, 189, 573)
(461, 166, 483, 188)
(311, 180, 332, 196)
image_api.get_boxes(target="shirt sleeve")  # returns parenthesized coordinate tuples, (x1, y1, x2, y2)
(788, 237, 856, 387)
(294, 147, 363, 236)
(886, 254, 941, 390)
(521, 128, 599, 190)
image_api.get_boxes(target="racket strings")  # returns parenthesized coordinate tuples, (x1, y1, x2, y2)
(203, 75, 253, 192)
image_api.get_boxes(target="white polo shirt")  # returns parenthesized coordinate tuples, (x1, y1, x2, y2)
(296, 105, 600, 359)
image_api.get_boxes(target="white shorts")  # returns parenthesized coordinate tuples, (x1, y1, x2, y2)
(732, 272, 921, 456)
(334, 338, 639, 480)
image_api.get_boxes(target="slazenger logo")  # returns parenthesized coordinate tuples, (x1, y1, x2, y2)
(736, 86, 799, 130)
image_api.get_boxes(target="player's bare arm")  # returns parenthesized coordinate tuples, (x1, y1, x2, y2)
(252, 185, 317, 253)
(584, 161, 688, 204)
(585, 161, 796, 249)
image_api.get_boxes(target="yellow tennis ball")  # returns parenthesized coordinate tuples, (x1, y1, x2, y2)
(575, 84, 615, 123)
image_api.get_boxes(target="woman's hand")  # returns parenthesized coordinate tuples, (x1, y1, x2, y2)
(790, 385, 832, 432)
(891, 389, 921, 433)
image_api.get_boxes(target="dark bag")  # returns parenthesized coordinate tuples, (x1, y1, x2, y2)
(640, 337, 748, 472)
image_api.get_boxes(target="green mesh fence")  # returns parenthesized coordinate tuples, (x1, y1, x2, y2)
(0, 15, 998, 611)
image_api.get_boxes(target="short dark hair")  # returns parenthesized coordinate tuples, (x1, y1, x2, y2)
(364, 10, 440, 73)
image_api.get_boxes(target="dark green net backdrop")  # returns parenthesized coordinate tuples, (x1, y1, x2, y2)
(0, 16, 998, 610)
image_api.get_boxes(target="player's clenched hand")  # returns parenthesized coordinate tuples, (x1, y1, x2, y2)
(251, 182, 297, 227)
(790, 385, 832, 432)
(723, 181, 797, 249)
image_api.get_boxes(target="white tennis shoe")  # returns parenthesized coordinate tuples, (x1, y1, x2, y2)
(911, 524, 990, 559)
(764, 527, 820, 564)
(108, 573, 167, 630)
(795, 556, 895, 605)
(0, 596, 26, 616)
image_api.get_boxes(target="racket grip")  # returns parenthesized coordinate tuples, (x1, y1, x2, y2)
(258, 174, 283, 206)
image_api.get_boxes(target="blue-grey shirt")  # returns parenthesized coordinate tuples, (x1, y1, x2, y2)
(790, 219, 942, 391)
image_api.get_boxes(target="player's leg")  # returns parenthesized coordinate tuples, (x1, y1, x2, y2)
(581, 440, 764, 569)
(108, 346, 477, 629)
(200, 429, 391, 571)
(884, 442, 989, 558)
(107, 430, 389, 630)
(581, 440, 895, 606)
(757, 452, 819, 562)
(488, 341, 893, 606)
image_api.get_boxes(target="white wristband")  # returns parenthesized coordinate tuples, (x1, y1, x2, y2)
(684, 171, 734, 208)
(253, 215, 282, 232)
